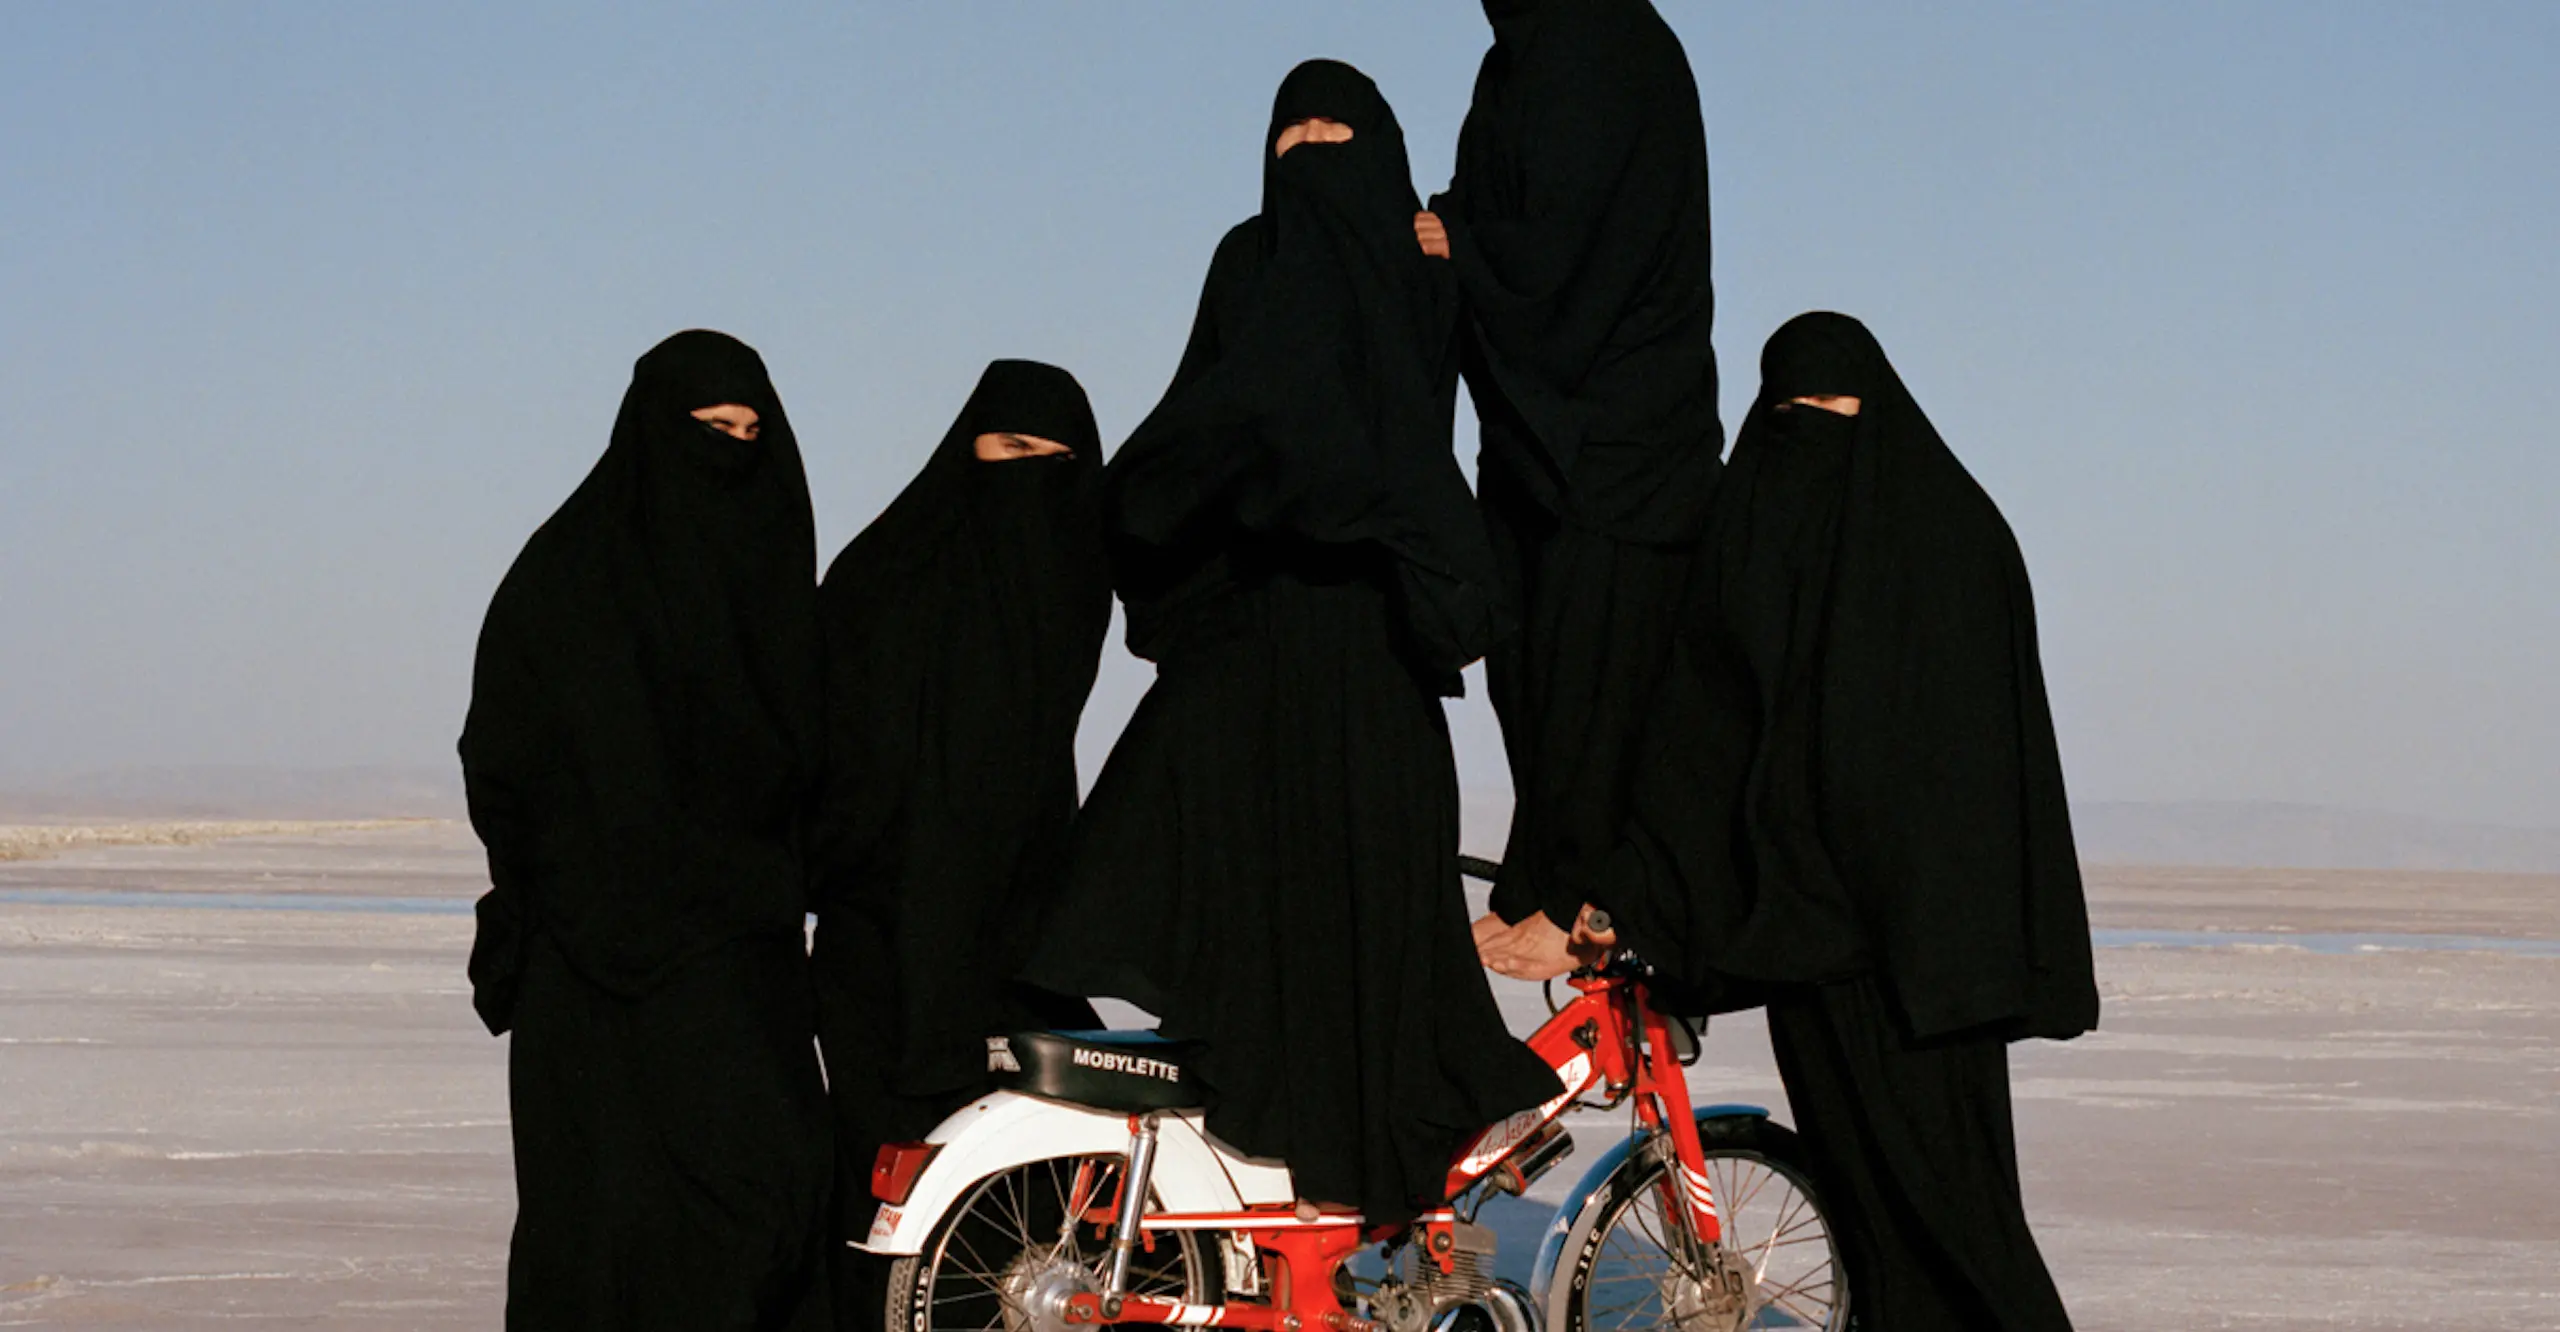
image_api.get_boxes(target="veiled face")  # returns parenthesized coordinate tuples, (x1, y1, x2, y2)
(690, 403, 763, 440)
(973, 431, 1074, 462)
(1779, 395, 1862, 417)
(1273, 117, 1355, 158)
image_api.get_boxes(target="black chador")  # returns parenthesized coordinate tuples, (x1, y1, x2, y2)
(809, 360, 1111, 1326)
(1024, 60, 1558, 1223)
(1592, 313, 2097, 1330)
(460, 330, 832, 1331)
(1430, 0, 1727, 935)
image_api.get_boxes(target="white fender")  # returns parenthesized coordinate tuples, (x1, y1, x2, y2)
(856, 1090, 1297, 1256)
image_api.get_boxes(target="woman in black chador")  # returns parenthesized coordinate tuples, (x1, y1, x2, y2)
(1586, 313, 2098, 1330)
(809, 360, 1111, 1326)
(1427, 0, 1728, 977)
(460, 330, 832, 1331)
(1024, 60, 1559, 1222)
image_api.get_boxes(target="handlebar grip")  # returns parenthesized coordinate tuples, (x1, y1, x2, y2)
(1456, 855, 1502, 883)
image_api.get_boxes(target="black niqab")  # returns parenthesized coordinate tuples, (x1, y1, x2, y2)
(1026, 63, 1557, 1223)
(463, 328, 823, 1016)
(1599, 313, 2096, 1039)
(1584, 390, 1869, 1007)
(810, 361, 1112, 1332)
(1108, 59, 1503, 678)
(1594, 315, 2092, 1328)
(812, 358, 1110, 1128)
(458, 329, 832, 1329)
(1432, 0, 1721, 538)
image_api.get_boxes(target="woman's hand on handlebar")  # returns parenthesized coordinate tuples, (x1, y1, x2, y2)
(1478, 905, 1616, 981)
(1571, 904, 1619, 958)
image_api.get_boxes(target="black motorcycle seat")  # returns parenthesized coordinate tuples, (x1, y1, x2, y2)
(996, 1029, 1209, 1115)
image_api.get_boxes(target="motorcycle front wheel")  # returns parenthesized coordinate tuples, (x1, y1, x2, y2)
(1551, 1115, 1848, 1332)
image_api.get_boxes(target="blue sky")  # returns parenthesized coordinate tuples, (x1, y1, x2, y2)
(2, 3, 2554, 827)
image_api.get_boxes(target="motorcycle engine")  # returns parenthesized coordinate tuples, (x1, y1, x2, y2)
(1371, 1222, 1500, 1332)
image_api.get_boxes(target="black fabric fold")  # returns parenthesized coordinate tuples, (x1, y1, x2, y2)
(1595, 312, 2098, 1042)
(1768, 978, 2080, 1330)
(1025, 61, 1558, 1224)
(1107, 59, 1503, 681)
(1586, 397, 1871, 1003)
(1432, 0, 1725, 932)
(1591, 312, 2091, 1329)
(458, 329, 831, 1330)
(809, 360, 1111, 1332)
(811, 358, 1110, 1140)
(461, 328, 822, 1015)
(1432, 0, 1722, 540)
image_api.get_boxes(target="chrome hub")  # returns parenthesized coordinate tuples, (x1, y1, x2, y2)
(1662, 1247, 1756, 1332)
(1001, 1255, 1098, 1332)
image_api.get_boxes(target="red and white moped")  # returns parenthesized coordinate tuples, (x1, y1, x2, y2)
(857, 859, 1851, 1332)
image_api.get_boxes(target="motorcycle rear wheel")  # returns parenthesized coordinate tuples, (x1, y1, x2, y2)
(886, 1152, 1221, 1332)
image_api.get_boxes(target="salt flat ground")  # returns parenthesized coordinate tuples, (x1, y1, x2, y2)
(0, 824, 2553, 1329)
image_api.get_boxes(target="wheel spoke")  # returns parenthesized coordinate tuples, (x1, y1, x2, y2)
(1768, 1288, 1834, 1326)
(918, 1156, 1203, 1332)
(1574, 1151, 1847, 1332)
(999, 1174, 1038, 1247)
(1584, 1291, 1664, 1326)
(1601, 1227, 1676, 1288)
(1584, 1269, 1679, 1286)
(1625, 1196, 1678, 1259)
(1754, 1261, 1834, 1300)
(1768, 1187, 1814, 1239)
(1046, 1161, 1081, 1253)
(944, 1228, 1005, 1288)
(931, 1260, 1010, 1287)
(1722, 1160, 1776, 1217)
(1745, 1192, 1813, 1282)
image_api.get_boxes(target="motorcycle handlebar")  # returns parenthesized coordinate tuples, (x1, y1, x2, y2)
(1456, 854, 1653, 978)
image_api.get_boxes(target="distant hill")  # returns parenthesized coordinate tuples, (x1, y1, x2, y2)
(1461, 791, 2560, 876)
(7, 772, 2551, 875)
(2070, 800, 2560, 874)
(0, 765, 465, 822)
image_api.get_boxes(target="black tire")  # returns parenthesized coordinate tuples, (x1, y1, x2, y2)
(1552, 1115, 1849, 1332)
(885, 1153, 1220, 1332)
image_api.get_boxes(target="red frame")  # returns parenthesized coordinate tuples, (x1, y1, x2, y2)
(1061, 966, 1718, 1329)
